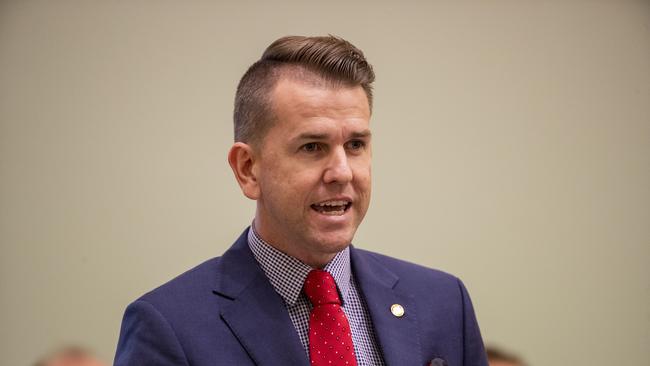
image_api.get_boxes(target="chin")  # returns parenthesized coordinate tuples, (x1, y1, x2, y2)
(311, 230, 356, 253)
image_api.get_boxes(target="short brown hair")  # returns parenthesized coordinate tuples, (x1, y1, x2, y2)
(233, 35, 375, 144)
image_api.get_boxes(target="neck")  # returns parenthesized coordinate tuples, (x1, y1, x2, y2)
(252, 217, 336, 268)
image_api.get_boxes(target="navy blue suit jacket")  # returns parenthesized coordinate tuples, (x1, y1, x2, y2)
(114, 228, 488, 366)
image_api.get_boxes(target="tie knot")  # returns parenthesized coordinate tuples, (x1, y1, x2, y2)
(304, 270, 340, 306)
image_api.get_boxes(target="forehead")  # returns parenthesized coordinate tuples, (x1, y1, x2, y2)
(270, 76, 370, 125)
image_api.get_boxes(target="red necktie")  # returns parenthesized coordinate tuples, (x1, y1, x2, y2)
(304, 269, 358, 366)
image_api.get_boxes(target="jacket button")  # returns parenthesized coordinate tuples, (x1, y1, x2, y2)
(429, 357, 448, 366)
(390, 304, 405, 317)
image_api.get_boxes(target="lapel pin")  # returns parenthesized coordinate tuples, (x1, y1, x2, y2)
(390, 304, 405, 317)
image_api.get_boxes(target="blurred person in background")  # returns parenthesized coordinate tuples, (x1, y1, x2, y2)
(486, 346, 528, 366)
(34, 346, 106, 366)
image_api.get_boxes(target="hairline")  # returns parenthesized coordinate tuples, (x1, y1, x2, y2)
(247, 64, 372, 151)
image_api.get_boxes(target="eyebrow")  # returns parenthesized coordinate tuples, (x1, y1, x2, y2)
(293, 129, 372, 141)
(350, 130, 372, 139)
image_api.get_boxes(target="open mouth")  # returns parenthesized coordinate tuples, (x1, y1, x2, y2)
(310, 200, 352, 216)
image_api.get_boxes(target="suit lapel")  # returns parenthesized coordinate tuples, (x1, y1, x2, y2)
(213, 230, 309, 366)
(351, 247, 423, 366)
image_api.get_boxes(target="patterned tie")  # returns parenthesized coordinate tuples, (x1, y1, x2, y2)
(304, 269, 358, 366)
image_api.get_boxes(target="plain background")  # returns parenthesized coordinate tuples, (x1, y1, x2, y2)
(1, 1, 649, 365)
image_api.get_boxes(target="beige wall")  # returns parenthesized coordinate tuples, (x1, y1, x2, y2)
(1, 1, 649, 365)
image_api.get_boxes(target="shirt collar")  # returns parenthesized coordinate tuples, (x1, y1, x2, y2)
(247, 225, 351, 306)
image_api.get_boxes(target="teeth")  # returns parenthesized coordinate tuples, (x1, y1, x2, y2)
(320, 209, 345, 216)
(317, 200, 348, 207)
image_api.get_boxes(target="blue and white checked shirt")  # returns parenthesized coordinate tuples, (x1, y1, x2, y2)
(248, 226, 386, 366)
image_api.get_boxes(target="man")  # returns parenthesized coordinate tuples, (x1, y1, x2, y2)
(115, 35, 488, 366)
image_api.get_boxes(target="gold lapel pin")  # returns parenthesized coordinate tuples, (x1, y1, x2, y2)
(390, 304, 405, 317)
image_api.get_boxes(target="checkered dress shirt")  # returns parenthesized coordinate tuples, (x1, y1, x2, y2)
(248, 227, 386, 366)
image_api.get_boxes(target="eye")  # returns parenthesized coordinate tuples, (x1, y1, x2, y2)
(346, 140, 366, 151)
(301, 142, 322, 153)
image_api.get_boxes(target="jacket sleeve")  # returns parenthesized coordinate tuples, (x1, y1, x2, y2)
(114, 300, 190, 366)
(457, 279, 489, 366)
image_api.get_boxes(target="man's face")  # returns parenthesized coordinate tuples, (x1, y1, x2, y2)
(252, 77, 372, 267)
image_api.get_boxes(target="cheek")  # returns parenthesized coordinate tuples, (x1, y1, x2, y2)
(366, 164, 372, 187)
(352, 161, 372, 188)
(260, 162, 317, 199)
(257, 162, 285, 197)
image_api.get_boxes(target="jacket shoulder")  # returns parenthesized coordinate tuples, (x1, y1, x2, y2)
(351, 247, 464, 297)
(136, 256, 222, 310)
(353, 247, 459, 282)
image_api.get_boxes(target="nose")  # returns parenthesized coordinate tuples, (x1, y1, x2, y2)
(323, 147, 353, 184)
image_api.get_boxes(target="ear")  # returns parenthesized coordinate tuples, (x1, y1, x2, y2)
(228, 142, 261, 200)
